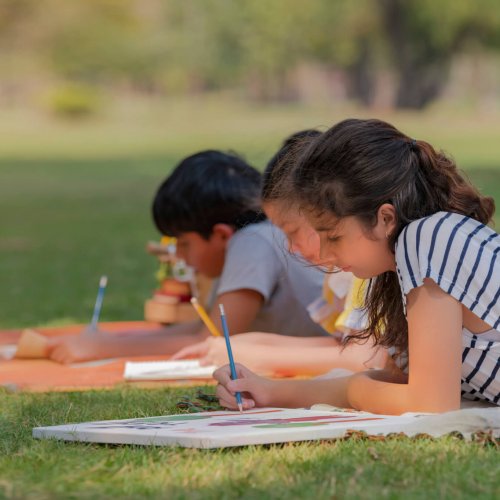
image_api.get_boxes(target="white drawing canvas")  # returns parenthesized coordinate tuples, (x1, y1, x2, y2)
(33, 408, 419, 449)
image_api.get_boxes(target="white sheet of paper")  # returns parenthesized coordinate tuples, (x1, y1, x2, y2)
(33, 408, 419, 449)
(123, 360, 217, 380)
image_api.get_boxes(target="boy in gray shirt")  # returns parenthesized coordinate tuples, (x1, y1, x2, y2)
(218, 220, 324, 336)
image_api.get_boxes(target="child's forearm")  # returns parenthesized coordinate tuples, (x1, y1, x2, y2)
(269, 377, 352, 408)
(101, 331, 204, 357)
(241, 333, 337, 347)
(236, 341, 385, 377)
(346, 370, 460, 415)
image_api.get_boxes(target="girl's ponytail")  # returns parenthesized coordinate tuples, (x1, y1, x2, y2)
(412, 140, 495, 225)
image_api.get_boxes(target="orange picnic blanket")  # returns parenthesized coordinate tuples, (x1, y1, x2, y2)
(0, 322, 213, 392)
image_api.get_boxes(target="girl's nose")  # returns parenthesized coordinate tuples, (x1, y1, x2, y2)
(319, 244, 336, 266)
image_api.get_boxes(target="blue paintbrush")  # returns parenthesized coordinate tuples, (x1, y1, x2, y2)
(89, 275, 108, 332)
(218, 304, 243, 412)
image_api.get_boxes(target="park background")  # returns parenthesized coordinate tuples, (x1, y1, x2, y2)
(2, 0, 500, 329)
(0, 1, 499, 498)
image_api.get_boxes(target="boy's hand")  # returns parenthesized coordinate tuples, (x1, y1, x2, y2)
(213, 363, 277, 410)
(47, 333, 110, 364)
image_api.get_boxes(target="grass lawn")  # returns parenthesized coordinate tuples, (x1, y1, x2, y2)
(1, 386, 499, 499)
(0, 97, 499, 498)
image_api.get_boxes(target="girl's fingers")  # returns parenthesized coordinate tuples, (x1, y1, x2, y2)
(216, 385, 255, 410)
(213, 365, 233, 385)
(219, 397, 255, 410)
(218, 396, 238, 410)
(170, 342, 206, 360)
(234, 363, 256, 379)
(215, 382, 235, 403)
(214, 363, 254, 381)
(198, 355, 214, 367)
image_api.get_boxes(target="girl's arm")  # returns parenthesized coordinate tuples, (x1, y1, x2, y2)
(229, 333, 337, 347)
(347, 278, 463, 414)
(174, 335, 384, 376)
(214, 363, 353, 410)
(171, 333, 337, 363)
(214, 279, 463, 414)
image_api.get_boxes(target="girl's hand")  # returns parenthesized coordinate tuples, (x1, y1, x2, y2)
(213, 363, 277, 410)
(170, 337, 227, 366)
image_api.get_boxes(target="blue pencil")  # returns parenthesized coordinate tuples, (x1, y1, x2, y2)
(218, 304, 243, 413)
(90, 275, 108, 332)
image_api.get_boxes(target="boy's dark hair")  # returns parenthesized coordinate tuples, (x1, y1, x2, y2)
(262, 129, 321, 203)
(152, 150, 266, 239)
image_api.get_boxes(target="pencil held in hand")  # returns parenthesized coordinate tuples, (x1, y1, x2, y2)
(218, 304, 243, 412)
(190, 297, 222, 337)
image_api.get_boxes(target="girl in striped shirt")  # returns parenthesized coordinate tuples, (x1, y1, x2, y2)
(213, 118, 499, 414)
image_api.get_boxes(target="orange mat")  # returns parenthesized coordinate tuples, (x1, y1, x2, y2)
(0, 322, 214, 393)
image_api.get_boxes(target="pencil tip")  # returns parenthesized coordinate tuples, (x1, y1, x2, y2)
(238, 403, 243, 413)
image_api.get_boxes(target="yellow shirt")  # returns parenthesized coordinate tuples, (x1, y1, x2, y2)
(308, 273, 366, 335)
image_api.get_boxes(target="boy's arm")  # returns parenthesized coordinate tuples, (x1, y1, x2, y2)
(48, 320, 207, 363)
(210, 289, 264, 334)
(48, 289, 263, 364)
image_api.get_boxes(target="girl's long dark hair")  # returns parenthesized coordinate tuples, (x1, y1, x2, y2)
(293, 118, 495, 353)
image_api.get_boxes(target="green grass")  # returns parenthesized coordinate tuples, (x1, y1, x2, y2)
(0, 97, 499, 498)
(0, 387, 498, 499)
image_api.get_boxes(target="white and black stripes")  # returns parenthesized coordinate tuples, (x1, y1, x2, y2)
(461, 331, 500, 403)
(395, 211, 500, 406)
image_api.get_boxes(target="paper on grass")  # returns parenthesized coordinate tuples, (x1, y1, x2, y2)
(123, 360, 217, 380)
(32, 407, 420, 449)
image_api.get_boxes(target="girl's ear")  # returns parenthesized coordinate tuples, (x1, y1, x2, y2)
(211, 223, 235, 242)
(377, 203, 397, 238)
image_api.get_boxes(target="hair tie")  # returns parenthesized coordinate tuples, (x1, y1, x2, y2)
(410, 138, 418, 151)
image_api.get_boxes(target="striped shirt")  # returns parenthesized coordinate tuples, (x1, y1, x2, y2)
(395, 211, 500, 405)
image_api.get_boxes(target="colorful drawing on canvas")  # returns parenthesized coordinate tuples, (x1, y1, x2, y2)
(33, 408, 418, 449)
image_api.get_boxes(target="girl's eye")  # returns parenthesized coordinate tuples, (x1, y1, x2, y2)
(326, 235, 340, 243)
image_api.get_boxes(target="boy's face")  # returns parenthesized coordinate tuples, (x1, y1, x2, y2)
(175, 225, 234, 278)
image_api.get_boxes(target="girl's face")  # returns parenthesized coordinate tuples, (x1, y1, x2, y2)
(306, 205, 398, 279)
(264, 201, 321, 265)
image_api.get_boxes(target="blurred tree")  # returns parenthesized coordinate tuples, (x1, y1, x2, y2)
(1, 0, 499, 109)
(378, 0, 500, 108)
(304, 0, 383, 106)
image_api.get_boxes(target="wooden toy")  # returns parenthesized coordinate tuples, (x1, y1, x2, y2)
(144, 237, 208, 324)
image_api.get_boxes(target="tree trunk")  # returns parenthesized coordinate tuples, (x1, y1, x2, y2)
(347, 36, 377, 107)
(378, 0, 451, 109)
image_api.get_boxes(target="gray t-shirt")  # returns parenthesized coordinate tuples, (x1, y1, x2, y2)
(215, 221, 326, 337)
